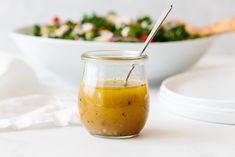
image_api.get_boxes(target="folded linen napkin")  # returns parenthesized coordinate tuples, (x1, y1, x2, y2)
(0, 56, 80, 130)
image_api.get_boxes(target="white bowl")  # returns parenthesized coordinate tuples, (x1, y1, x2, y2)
(11, 26, 214, 86)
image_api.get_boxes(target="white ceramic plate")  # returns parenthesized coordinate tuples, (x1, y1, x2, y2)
(11, 26, 214, 87)
(159, 68, 235, 124)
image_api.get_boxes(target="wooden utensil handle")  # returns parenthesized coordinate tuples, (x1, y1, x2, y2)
(186, 17, 235, 36)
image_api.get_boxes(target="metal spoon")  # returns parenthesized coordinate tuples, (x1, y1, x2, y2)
(125, 5, 173, 84)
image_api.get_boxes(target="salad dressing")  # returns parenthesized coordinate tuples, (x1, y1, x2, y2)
(79, 80, 149, 137)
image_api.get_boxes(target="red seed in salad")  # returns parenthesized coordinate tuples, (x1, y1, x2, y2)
(53, 16, 60, 24)
(139, 34, 148, 42)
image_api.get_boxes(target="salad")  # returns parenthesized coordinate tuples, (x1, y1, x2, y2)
(32, 13, 202, 42)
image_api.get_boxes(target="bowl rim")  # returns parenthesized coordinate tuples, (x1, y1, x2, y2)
(10, 25, 216, 46)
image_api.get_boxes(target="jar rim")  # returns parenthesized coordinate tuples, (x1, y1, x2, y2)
(81, 50, 147, 61)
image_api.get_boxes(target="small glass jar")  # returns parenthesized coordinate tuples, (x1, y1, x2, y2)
(78, 50, 149, 138)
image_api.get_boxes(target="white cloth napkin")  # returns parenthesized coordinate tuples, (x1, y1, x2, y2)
(0, 55, 80, 130)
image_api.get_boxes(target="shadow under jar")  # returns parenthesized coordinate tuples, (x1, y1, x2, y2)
(78, 50, 149, 139)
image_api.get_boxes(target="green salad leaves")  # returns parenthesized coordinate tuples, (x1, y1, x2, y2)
(32, 13, 202, 42)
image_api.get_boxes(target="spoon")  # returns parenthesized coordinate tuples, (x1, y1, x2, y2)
(125, 5, 173, 84)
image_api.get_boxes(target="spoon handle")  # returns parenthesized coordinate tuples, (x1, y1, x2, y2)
(139, 5, 173, 56)
(125, 5, 173, 85)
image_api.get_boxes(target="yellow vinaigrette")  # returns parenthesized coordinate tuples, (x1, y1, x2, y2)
(79, 80, 149, 137)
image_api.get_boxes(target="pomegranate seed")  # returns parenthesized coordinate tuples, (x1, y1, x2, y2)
(139, 34, 148, 42)
(53, 16, 60, 24)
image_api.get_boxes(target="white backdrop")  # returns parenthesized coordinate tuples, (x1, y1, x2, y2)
(0, 0, 234, 54)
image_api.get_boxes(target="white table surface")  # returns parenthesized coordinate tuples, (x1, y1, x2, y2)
(1, 54, 235, 157)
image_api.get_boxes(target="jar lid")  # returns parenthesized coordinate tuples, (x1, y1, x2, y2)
(81, 50, 147, 61)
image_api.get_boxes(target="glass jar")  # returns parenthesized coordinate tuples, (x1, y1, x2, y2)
(78, 50, 149, 138)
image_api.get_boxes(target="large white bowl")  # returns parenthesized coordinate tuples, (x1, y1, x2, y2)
(11, 26, 214, 86)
